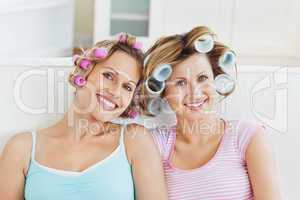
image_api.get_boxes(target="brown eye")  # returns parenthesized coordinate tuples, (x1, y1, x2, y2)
(197, 75, 208, 82)
(103, 72, 114, 80)
(123, 84, 133, 92)
(176, 80, 186, 87)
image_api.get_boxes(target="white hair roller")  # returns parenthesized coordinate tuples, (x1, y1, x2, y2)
(214, 74, 236, 95)
(147, 97, 167, 116)
(151, 64, 172, 82)
(194, 34, 214, 53)
(218, 51, 236, 70)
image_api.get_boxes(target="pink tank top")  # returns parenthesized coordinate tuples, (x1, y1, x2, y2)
(151, 119, 264, 200)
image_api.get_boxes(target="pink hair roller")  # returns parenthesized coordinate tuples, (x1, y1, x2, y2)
(94, 47, 108, 59)
(127, 109, 138, 119)
(83, 50, 90, 57)
(79, 59, 91, 70)
(132, 41, 143, 50)
(117, 33, 127, 43)
(72, 55, 79, 64)
(73, 75, 86, 87)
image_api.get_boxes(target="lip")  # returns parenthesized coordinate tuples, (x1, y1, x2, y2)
(96, 93, 119, 111)
(184, 97, 208, 111)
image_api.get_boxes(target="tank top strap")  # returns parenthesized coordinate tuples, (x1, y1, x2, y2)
(31, 131, 37, 160)
(118, 125, 127, 151)
(165, 127, 176, 161)
(118, 125, 131, 163)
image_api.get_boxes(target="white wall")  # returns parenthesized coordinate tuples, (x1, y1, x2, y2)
(0, 59, 299, 199)
(160, 0, 300, 67)
(92, 0, 300, 67)
(0, 0, 75, 57)
(74, 0, 95, 47)
(223, 66, 300, 199)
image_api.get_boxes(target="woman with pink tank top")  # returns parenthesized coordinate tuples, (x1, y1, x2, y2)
(141, 26, 281, 200)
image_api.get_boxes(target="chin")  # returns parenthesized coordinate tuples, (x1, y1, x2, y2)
(183, 111, 207, 121)
(91, 109, 121, 123)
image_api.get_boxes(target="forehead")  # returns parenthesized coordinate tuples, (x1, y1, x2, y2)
(171, 54, 213, 77)
(93, 50, 141, 81)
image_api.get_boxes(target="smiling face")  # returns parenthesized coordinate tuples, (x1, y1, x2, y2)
(74, 50, 141, 122)
(164, 53, 217, 121)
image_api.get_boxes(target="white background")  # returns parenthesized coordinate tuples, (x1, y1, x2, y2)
(0, 58, 299, 199)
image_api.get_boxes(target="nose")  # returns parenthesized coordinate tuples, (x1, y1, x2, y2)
(104, 78, 122, 98)
(188, 82, 203, 99)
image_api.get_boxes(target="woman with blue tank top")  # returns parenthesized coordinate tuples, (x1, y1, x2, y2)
(0, 33, 168, 200)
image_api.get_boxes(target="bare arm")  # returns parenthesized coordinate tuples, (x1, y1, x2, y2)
(246, 126, 281, 200)
(0, 133, 31, 200)
(125, 125, 168, 200)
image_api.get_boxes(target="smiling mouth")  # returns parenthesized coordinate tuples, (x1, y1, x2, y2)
(184, 98, 208, 110)
(96, 93, 119, 111)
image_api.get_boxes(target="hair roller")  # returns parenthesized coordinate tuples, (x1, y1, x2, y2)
(79, 59, 92, 70)
(72, 54, 80, 65)
(93, 47, 108, 59)
(181, 26, 216, 52)
(70, 74, 87, 88)
(132, 41, 143, 50)
(116, 32, 143, 52)
(214, 74, 236, 96)
(117, 32, 127, 43)
(126, 108, 139, 119)
(151, 64, 172, 82)
(218, 50, 236, 70)
(145, 77, 165, 97)
(194, 34, 215, 53)
(147, 97, 164, 116)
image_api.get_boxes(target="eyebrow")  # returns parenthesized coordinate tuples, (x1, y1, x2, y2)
(173, 71, 207, 80)
(128, 81, 137, 86)
(102, 66, 119, 75)
(173, 76, 186, 80)
(102, 66, 137, 85)
(196, 71, 208, 76)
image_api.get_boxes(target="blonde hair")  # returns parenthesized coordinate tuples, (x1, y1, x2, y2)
(69, 33, 144, 117)
(141, 26, 237, 110)
(71, 34, 144, 81)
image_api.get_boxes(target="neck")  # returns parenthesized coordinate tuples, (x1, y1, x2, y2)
(55, 103, 117, 141)
(176, 114, 224, 145)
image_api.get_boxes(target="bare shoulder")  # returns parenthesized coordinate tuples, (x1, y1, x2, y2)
(0, 132, 32, 172)
(124, 124, 153, 144)
(248, 124, 269, 147)
(244, 125, 281, 199)
(246, 125, 272, 160)
(2, 132, 32, 155)
(123, 124, 157, 162)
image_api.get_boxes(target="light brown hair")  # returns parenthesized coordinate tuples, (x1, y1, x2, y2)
(141, 26, 237, 110)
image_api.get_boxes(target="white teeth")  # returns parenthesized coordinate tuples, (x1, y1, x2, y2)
(187, 102, 203, 107)
(97, 94, 117, 109)
(101, 97, 116, 109)
(185, 99, 207, 108)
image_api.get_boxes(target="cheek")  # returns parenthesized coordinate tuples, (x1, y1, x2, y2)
(76, 89, 89, 104)
(201, 82, 216, 96)
(74, 87, 97, 111)
(202, 84, 218, 108)
(95, 76, 110, 91)
(208, 87, 217, 100)
(88, 72, 112, 92)
(121, 90, 134, 107)
(164, 86, 185, 106)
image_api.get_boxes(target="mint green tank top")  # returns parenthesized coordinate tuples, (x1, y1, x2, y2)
(24, 125, 135, 200)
